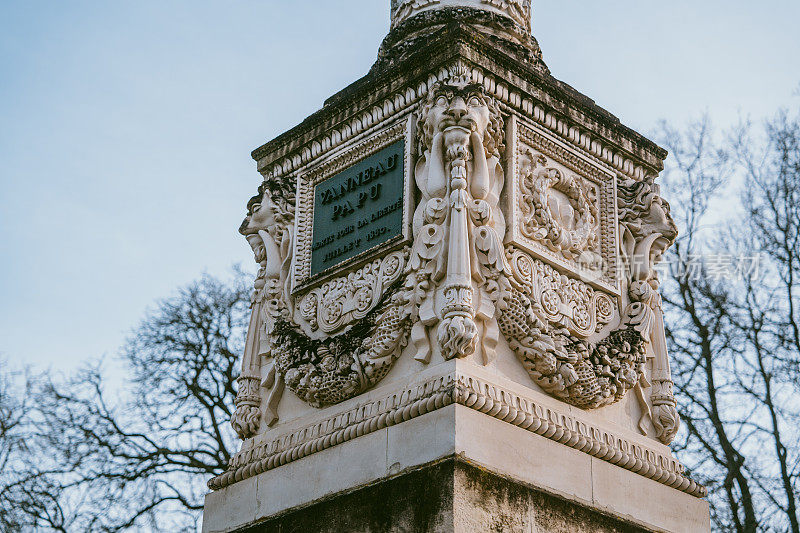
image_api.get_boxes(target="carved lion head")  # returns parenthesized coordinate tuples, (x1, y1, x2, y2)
(416, 82, 504, 159)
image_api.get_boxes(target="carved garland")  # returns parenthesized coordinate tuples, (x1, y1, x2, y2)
(517, 154, 600, 261)
(497, 247, 645, 409)
(515, 121, 618, 291)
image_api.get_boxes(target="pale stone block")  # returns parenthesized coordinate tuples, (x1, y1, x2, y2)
(591, 457, 710, 533)
(254, 427, 389, 520)
(202, 474, 258, 533)
(454, 404, 595, 504)
(387, 404, 456, 474)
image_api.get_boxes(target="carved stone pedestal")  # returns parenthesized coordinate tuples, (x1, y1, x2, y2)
(204, 365, 708, 533)
(203, 1, 711, 532)
(204, 403, 707, 532)
(209, 458, 694, 533)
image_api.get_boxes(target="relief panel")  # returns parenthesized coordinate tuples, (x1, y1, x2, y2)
(506, 118, 619, 295)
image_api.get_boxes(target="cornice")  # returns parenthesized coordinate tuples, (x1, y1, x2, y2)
(251, 26, 666, 192)
(209, 371, 706, 498)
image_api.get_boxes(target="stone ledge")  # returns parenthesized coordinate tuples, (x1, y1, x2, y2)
(210, 369, 704, 500)
(205, 457, 704, 533)
(204, 403, 709, 532)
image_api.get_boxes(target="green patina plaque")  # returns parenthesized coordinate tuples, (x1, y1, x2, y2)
(310, 140, 405, 277)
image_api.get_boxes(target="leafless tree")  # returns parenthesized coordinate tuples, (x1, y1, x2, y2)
(659, 117, 760, 532)
(9, 271, 251, 531)
(4, 115, 798, 533)
(659, 107, 800, 533)
(732, 110, 800, 533)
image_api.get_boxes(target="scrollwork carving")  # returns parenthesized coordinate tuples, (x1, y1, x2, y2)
(507, 249, 615, 338)
(298, 251, 406, 334)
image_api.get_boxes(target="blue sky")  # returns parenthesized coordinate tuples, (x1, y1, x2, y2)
(1, 0, 798, 372)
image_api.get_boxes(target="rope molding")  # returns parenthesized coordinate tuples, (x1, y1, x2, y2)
(209, 372, 706, 498)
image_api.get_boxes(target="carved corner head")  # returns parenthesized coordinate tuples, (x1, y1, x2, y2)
(417, 82, 504, 160)
(618, 177, 678, 283)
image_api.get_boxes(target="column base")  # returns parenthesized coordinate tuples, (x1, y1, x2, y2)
(203, 403, 709, 533)
(235, 458, 662, 533)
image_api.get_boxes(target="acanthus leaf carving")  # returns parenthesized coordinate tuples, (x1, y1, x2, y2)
(481, 0, 531, 28)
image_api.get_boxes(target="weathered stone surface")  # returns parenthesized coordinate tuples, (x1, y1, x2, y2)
(204, 401, 709, 533)
(232, 460, 649, 533)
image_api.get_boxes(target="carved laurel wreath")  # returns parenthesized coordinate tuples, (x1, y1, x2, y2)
(518, 152, 600, 261)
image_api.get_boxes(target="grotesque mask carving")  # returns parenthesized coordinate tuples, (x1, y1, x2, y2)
(408, 78, 507, 364)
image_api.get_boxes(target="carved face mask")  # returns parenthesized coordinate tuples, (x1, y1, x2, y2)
(423, 84, 492, 149)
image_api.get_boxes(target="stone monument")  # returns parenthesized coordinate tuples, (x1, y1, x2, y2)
(203, 1, 711, 531)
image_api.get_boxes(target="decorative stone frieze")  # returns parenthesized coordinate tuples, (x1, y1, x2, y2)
(391, 0, 532, 30)
(255, 61, 660, 188)
(232, 56, 683, 432)
(211, 370, 706, 498)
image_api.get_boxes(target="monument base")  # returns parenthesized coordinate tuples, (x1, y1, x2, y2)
(229, 459, 656, 533)
(203, 404, 709, 533)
